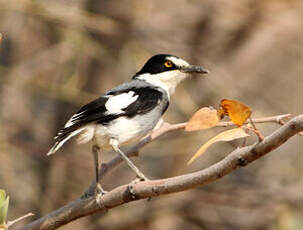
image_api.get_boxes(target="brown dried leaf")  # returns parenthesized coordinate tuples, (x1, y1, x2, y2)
(185, 107, 219, 131)
(187, 128, 250, 165)
(220, 99, 252, 126)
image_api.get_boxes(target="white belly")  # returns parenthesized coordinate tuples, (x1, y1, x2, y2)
(98, 117, 146, 147)
(77, 111, 161, 149)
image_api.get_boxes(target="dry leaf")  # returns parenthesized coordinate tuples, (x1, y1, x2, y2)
(220, 99, 252, 126)
(187, 128, 250, 165)
(217, 109, 225, 120)
(185, 107, 219, 131)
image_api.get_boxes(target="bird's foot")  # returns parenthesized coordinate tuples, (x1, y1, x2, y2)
(131, 175, 150, 185)
(81, 183, 108, 200)
(96, 183, 108, 196)
(129, 176, 153, 202)
(138, 173, 150, 182)
(95, 183, 108, 208)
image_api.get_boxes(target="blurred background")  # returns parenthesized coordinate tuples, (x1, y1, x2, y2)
(1, 0, 303, 229)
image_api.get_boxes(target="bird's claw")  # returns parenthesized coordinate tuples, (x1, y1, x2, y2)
(81, 183, 107, 200)
(139, 175, 150, 181)
(131, 175, 150, 184)
(95, 192, 107, 208)
(96, 183, 108, 195)
(95, 184, 108, 208)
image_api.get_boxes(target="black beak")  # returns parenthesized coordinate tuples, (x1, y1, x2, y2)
(181, 65, 209, 74)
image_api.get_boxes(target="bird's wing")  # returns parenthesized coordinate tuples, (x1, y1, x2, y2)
(53, 86, 164, 144)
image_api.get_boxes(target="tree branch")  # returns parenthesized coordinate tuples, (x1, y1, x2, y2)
(85, 113, 291, 194)
(20, 113, 298, 230)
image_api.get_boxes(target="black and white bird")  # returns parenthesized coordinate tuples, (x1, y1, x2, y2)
(47, 54, 208, 195)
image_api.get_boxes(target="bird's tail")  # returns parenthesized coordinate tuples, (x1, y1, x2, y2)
(47, 128, 85, 156)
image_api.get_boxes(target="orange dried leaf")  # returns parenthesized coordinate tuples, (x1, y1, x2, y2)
(220, 99, 252, 126)
(185, 107, 219, 131)
(217, 109, 225, 120)
(187, 128, 250, 165)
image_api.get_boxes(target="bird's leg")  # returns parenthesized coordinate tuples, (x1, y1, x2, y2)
(153, 118, 164, 130)
(110, 139, 149, 181)
(92, 144, 107, 195)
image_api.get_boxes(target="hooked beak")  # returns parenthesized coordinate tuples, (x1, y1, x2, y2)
(180, 65, 209, 74)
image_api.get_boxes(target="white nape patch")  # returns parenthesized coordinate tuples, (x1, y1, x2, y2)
(105, 91, 138, 114)
(167, 56, 190, 68)
(64, 110, 85, 128)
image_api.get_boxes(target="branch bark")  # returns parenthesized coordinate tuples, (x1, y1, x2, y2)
(20, 113, 298, 230)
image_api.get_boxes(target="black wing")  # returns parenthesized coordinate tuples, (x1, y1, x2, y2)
(54, 86, 166, 142)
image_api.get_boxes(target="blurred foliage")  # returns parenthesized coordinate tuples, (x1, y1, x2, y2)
(0, 189, 9, 228)
(1, 0, 303, 229)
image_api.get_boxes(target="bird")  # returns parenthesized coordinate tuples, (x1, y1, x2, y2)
(47, 54, 209, 196)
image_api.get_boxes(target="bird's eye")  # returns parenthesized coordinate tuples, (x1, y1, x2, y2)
(164, 61, 173, 68)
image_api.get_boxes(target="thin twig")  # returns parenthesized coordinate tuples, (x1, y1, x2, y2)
(248, 117, 264, 141)
(216, 114, 291, 127)
(7, 213, 34, 228)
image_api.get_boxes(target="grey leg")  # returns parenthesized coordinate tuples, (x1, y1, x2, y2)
(110, 139, 149, 181)
(92, 144, 107, 195)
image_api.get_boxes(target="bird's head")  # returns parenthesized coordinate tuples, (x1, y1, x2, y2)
(133, 54, 209, 95)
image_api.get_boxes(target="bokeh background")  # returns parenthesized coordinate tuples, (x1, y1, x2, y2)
(1, 0, 303, 229)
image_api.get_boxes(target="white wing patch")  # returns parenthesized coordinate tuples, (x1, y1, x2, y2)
(105, 91, 138, 114)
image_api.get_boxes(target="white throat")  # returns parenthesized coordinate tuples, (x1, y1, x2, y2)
(137, 71, 188, 96)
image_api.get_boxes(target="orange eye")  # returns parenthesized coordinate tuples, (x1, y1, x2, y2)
(164, 61, 173, 68)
